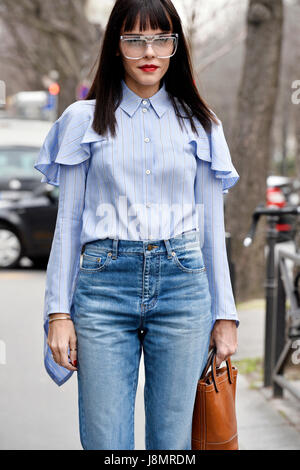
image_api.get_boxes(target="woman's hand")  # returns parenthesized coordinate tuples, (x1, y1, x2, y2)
(47, 313, 78, 371)
(209, 319, 238, 367)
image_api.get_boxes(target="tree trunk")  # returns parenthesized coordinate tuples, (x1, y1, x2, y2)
(226, 0, 284, 302)
(295, 86, 300, 179)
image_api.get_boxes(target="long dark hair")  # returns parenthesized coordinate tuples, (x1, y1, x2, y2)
(85, 0, 219, 138)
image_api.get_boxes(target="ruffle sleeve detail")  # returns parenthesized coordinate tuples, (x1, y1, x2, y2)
(189, 114, 240, 194)
(34, 100, 104, 186)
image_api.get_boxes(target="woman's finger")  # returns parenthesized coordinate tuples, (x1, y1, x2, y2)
(215, 352, 225, 368)
(50, 345, 61, 365)
(69, 336, 78, 368)
(60, 346, 77, 371)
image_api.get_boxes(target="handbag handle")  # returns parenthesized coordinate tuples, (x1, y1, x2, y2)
(200, 346, 234, 392)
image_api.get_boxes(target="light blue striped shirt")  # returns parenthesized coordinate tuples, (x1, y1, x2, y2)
(34, 78, 240, 385)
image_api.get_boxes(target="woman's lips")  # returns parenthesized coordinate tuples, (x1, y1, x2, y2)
(139, 66, 159, 72)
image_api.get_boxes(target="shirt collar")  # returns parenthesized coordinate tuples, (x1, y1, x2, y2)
(120, 78, 170, 118)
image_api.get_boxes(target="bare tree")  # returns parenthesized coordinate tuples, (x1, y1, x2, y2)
(0, 0, 101, 114)
(293, 3, 300, 178)
(180, 0, 245, 73)
(226, 0, 284, 302)
(295, 96, 300, 178)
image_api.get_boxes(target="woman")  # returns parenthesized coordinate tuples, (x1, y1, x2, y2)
(34, 0, 239, 450)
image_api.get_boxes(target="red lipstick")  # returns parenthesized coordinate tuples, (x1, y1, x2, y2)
(139, 64, 159, 72)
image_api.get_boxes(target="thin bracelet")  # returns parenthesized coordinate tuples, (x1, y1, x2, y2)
(48, 316, 72, 323)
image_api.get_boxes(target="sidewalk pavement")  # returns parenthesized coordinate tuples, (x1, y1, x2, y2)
(233, 299, 300, 450)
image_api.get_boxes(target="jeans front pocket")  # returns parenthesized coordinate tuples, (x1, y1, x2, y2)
(80, 251, 113, 272)
(171, 245, 206, 274)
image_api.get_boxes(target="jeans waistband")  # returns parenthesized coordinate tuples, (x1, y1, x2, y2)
(82, 229, 201, 259)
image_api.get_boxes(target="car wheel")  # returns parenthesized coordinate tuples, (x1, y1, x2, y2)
(0, 224, 23, 269)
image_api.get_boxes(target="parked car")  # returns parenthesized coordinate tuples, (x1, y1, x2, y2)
(0, 117, 52, 201)
(0, 183, 58, 269)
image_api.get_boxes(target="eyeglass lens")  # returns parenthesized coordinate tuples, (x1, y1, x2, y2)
(121, 37, 176, 58)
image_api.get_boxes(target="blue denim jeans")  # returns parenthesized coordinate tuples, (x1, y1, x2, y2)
(73, 229, 213, 450)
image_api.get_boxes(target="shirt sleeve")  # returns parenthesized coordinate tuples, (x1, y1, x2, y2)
(34, 102, 93, 319)
(40, 163, 88, 386)
(195, 158, 240, 328)
(34, 101, 96, 386)
(44, 161, 88, 316)
(191, 114, 240, 328)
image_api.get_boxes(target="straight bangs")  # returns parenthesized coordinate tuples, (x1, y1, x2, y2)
(122, 0, 173, 33)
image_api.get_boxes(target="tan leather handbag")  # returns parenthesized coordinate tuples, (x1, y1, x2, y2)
(192, 347, 238, 450)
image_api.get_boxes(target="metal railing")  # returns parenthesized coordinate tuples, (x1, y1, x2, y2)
(244, 205, 300, 387)
(272, 249, 300, 399)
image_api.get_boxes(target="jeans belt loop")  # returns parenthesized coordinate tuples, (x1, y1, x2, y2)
(163, 239, 173, 259)
(112, 239, 118, 259)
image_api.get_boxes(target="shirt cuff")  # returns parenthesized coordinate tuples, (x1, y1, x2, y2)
(213, 316, 240, 328)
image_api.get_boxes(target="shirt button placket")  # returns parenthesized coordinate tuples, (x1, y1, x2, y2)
(142, 99, 150, 114)
(142, 99, 152, 238)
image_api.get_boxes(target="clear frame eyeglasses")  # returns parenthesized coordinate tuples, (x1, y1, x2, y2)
(119, 33, 179, 59)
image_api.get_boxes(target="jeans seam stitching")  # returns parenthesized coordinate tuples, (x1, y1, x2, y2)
(131, 348, 140, 449)
(80, 255, 113, 272)
(172, 252, 206, 273)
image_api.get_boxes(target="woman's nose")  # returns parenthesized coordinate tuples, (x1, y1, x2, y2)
(144, 43, 156, 57)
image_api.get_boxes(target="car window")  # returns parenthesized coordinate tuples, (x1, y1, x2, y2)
(0, 147, 40, 179)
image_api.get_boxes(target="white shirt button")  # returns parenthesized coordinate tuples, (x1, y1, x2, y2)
(146, 169, 151, 174)
(142, 100, 148, 105)
(142, 108, 147, 113)
(144, 137, 150, 143)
